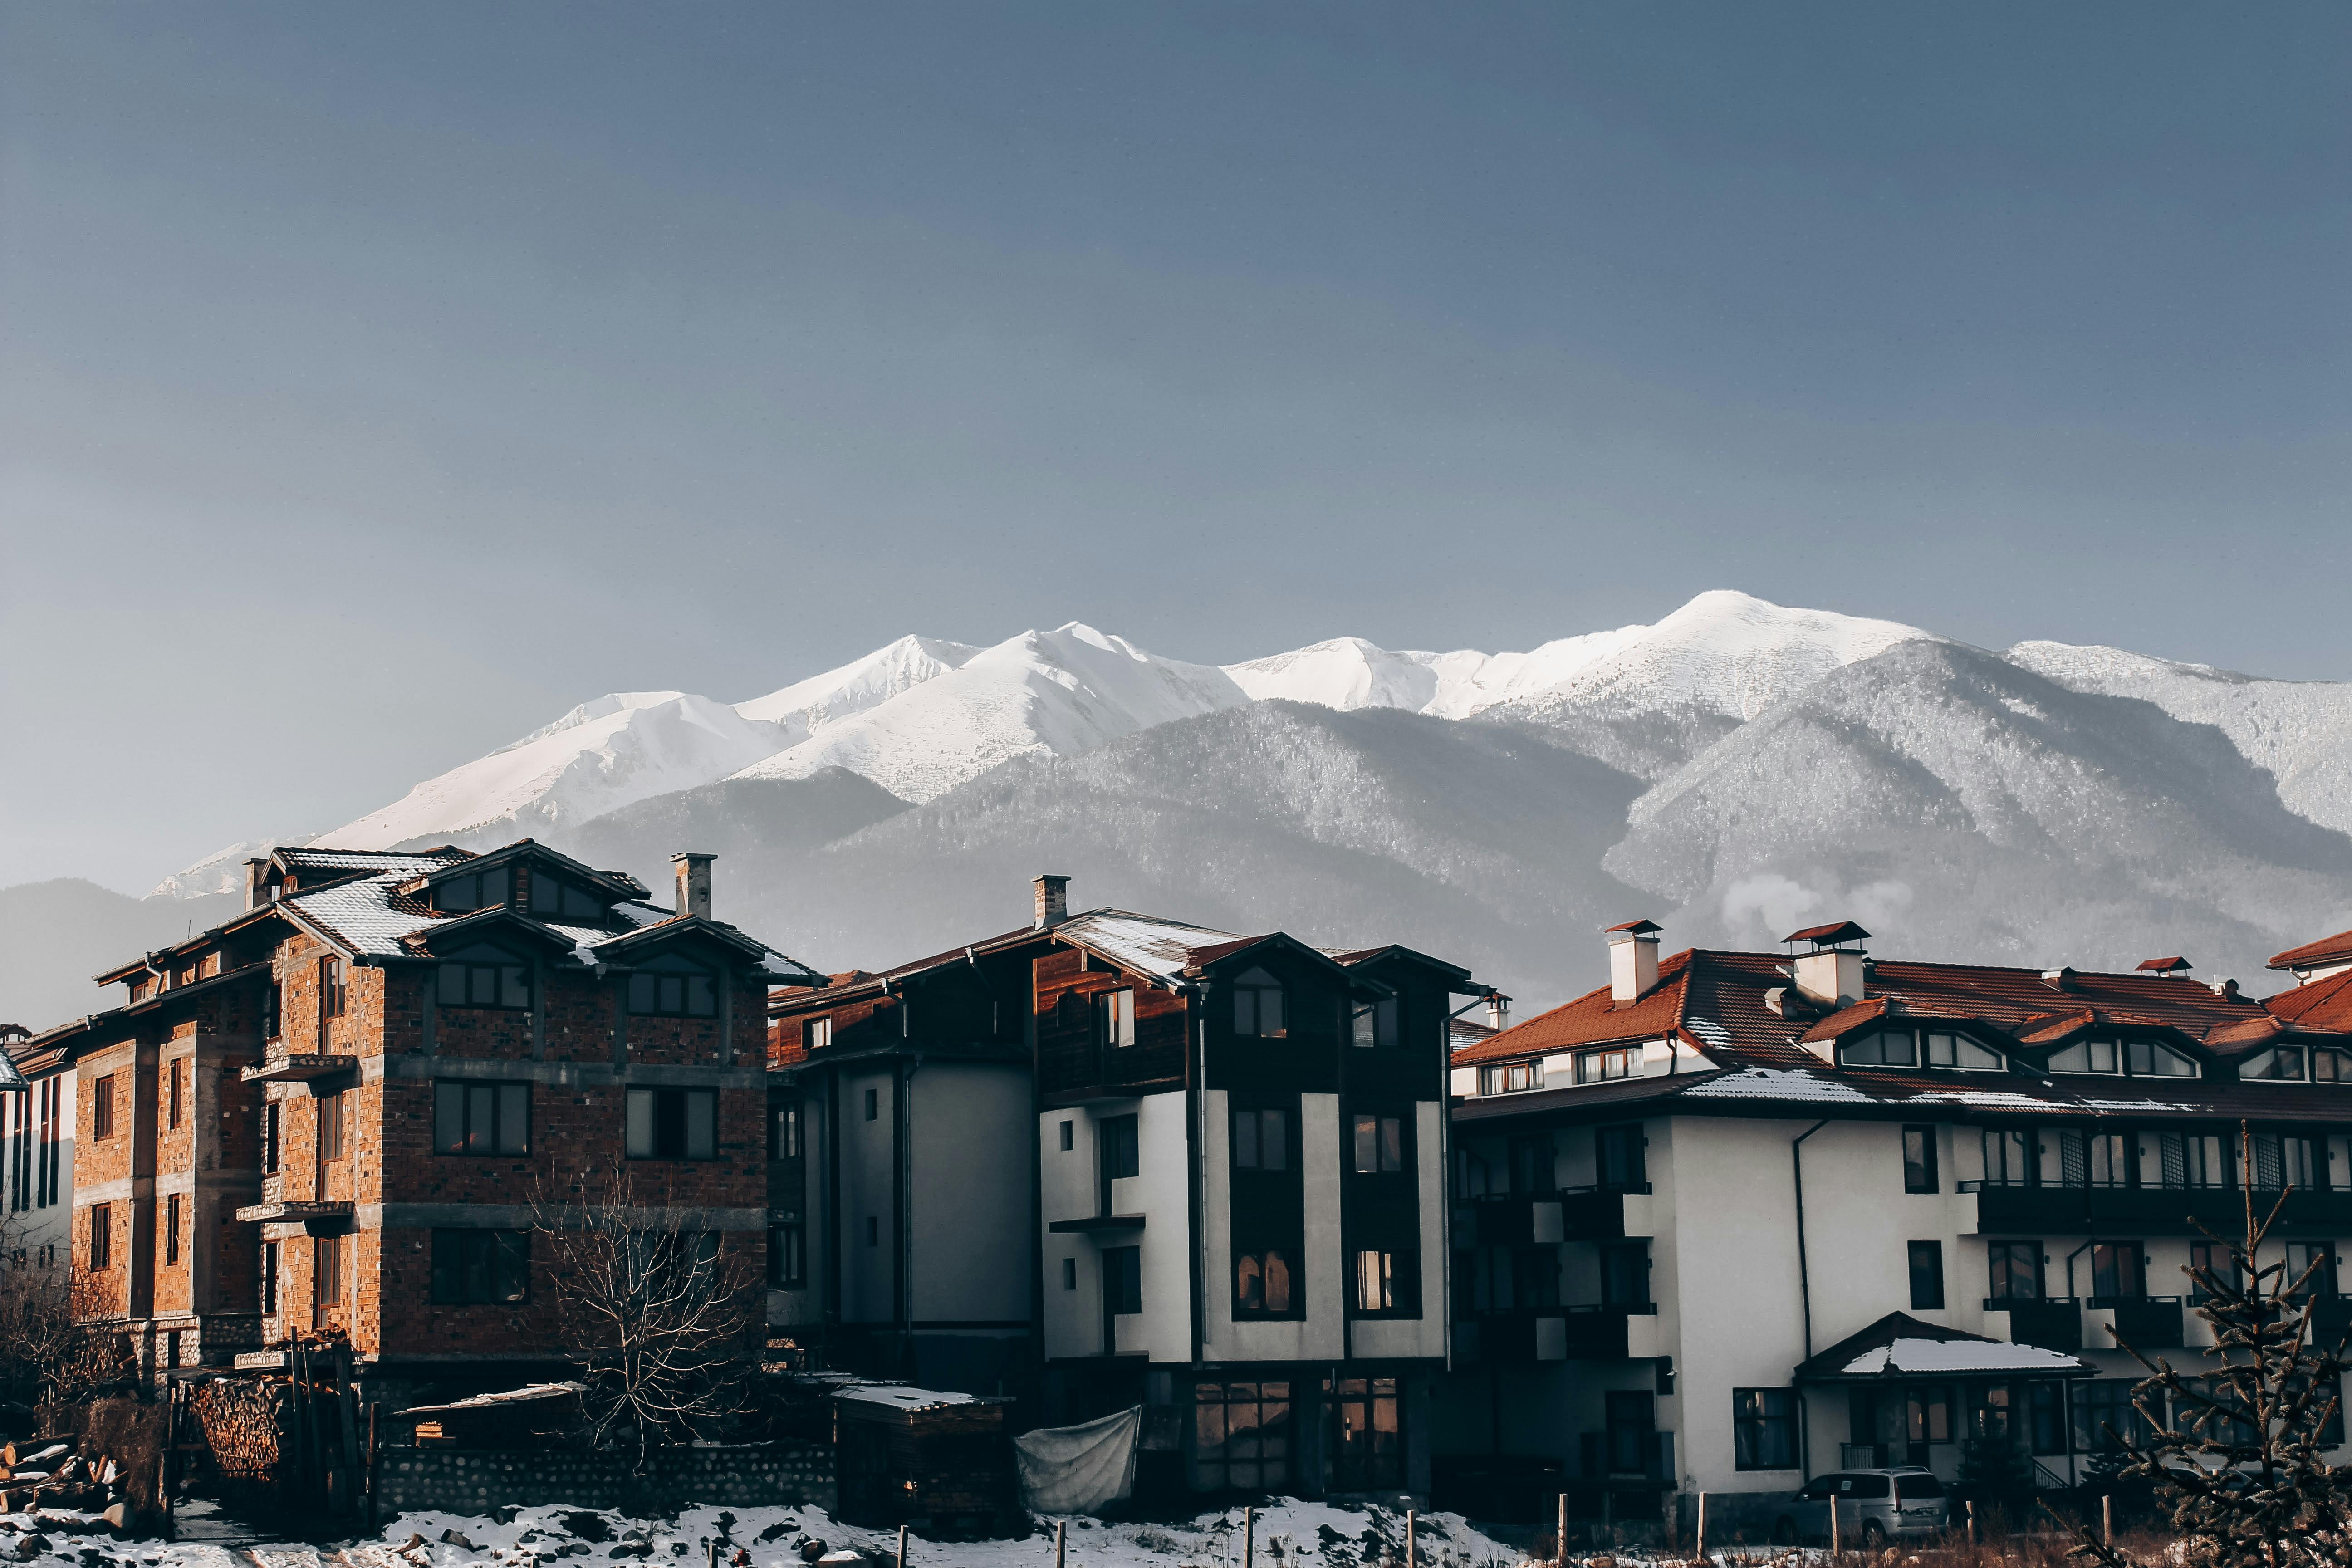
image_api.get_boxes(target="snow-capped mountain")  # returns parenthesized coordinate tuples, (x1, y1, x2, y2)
(732, 634, 979, 738)
(727, 624, 1250, 804)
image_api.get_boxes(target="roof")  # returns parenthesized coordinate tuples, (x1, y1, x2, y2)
(1604, 919, 1663, 936)
(2138, 956, 2192, 973)
(1786, 920, 1871, 946)
(2271, 927, 2352, 973)
(1796, 1313, 2090, 1383)
(1453, 941, 2352, 1125)
(835, 1384, 986, 1412)
(397, 1382, 584, 1418)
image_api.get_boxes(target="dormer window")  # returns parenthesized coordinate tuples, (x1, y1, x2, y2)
(436, 944, 530, 1010)
(1479, 1061, 1542, 1095)
(434, 869, 510, 914)
(1577, 1047, 1637, 1084)
(628, 954, 718, 1018)
(1232, 969, 1286, 1039)
(1841, 1027, 2005, 1072)
(1351, 999, 1399, 1049)
(2046, 1036, 2199, 1078)
(529, 870, 607, 923)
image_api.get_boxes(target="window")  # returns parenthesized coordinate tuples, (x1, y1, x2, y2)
(1353, 1250, 1413, 1313)
(2048, 1037, 2199, 1078)
(1604, 1391, 1655, 1475)
(314, 1233, 345, 1307)
(1325, 1376, 1402, 1491)
(1902, 1126, 1938, 1193)
(2285, 1242, 2337, 1301)
(2091, 1242, 2146, 1301)
(2251, 1132, 2321, 1191)
(1989, 1240, 2042, 1301)
(88, 1203, 111, 1269)
(2190, 1241, 2242, 1304)
(91, 1075, 114, 1141)
(1479, 1061, 1543, 1095)
(801, 1017, 831, 1054)
(1926, 1030, 2004, 1070)
(1193, 1381, 1291, 1491)
(1597, 1124, 1647, 1191)
(165, 1194, 182, 1265)
(1231, 1108, 1288, 1171)
(2070, 1378, 2155, 1455)
(1839, 1029, 1917, 1068)
(863, 1088, 877, 1122)
(262, 1103, 281, 1175)
(1232, 969, 1286, 1038)
(627, 956, 717, 1018)
(434, 1081, 531, 1156)
(1104, 1246, 1142, 1316)
(430, 1230, 529, 1304)
(624, 1088, 718, 1160)
(1352, 998, 1398, 1049)
(1058, 1119, 1073, 1152)
(1732, 1388, 1797, 1470)
(1908, 1240, 1945, 1310)
(1510, 1135, 1554, 1194)
(319, 1091, 346, 1163)
(1061, 1257, 1077, 1291)
(1235, 1250, 1296, 1315)
(1099, 1115, 1139, 1214)
(1099, 989, 1136, 1049)
(436, 946, 531, 1010)
(431, 869, 509, 913)
(321, 956, 347, 1019)
(168, 1059, 184, 1130)
(2318, 1049, 2352, 1082)
(261, 1241, 279, 1314)
(1577, 1048, 1636, 1083)
(1983, 1127, 2035, 1185)
(262, 982, 281, 1040)
(769, 1102, 803, 1161)
(2155, 1131, 2237, 1189)
(2244, 1047, 2308, 1082)
(1600, 1242, 1650, 1307)
(529, 869, 606, 922)
(1351, 1115, 1405, 1175)
(769, 1225, 805, 1288)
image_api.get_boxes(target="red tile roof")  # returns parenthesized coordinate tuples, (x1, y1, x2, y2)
(2271, 928, 2352, 973)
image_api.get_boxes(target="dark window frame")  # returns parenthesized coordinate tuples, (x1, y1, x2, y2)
(769, 1101, 803, 1161)
(1903, 1125, 1939, 1193)
(1908, 1240, 1946, 1310)
(88, 1203, 111, 1270)
(768, 1224, 806, 1289)
(627, 960, 719, 1019)
(1232, 969, 1288, 1039)
(1351, 997, 1400, 1049)
(624, 1086, 719, 1161)
(91, 1075, 115, 1141)
(1351, 1113, 1407, 1175)
(430, 1229, 530, 1305)
(1732, 1387, 1798, 1471)
(1351, 1248, 1420, 1316)
(436, 951, 532, 1011)
(1989, 1239, 2043, 1302)
(434, 1080, 532, 1157)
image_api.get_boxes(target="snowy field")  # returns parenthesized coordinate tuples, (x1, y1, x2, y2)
(0, 1500, 1541, 1568)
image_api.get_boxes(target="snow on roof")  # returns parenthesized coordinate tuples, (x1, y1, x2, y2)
(287, 874, 441, 956)
(835, 1384, 982, 1412)
(284, 848, 465, 875)
(399, 1381, 584, 1417)
(1842, 1338, 2084, 1377)
(1684, 1016, 1734, 1049)
(1058, 910, 1252, 981)
(1902, 1088, 2070, 1111)
(1678, 1067, 1875, 1102)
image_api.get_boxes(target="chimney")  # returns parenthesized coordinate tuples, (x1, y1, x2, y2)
(671, 853, 715, 921)
(244, 858, 272, 912)
(1607, 920, 1662, 1003)
(1486, 993, 1511, 1032)
(1786, 921, 1870, 1008)
(1033, 874, 1070, 930)
(2211, 977, 2241, 1000)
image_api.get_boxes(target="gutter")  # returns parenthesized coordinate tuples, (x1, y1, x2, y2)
(1792, 1117, 1832, 1473)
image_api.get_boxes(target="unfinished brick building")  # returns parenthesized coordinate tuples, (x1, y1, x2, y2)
(35, 841, 818, 1397)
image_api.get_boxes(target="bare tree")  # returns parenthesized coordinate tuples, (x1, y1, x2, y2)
(2058, 1125, 2352, 1568)
(0, 1210, 132, 1407)
(528, 1156, 763, 1468)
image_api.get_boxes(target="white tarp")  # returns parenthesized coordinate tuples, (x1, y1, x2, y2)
(1014, 1406, 1141, 1514)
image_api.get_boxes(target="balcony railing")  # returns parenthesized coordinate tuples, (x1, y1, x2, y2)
(2089, 1295, 2185, 1350)
(1959, 1179, 2352, 1237)
(1986, 1296, 2082, 1352)
(1458, 1302, 1657, 1364)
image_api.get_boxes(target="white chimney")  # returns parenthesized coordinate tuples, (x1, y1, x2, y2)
(1034, 874, 1070, 930)
(1607, 920, 1662, 1003)
(1787, 921, 1870, 1007)
(672, 853, 715, 921)
(1486, 993, 1511, 1032)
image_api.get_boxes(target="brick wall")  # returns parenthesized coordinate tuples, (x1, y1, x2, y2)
(374, 1441, 835, 1517)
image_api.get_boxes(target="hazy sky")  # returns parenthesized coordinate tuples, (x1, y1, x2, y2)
(4, 3, 2347, 892)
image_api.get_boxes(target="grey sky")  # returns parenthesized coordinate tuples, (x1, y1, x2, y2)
(3, 3, 2347, 892)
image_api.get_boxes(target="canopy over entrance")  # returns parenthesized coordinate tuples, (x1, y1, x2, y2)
(1795, 1312, 2092, 1383)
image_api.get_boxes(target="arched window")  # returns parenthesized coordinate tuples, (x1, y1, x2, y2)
(1232, 968, 1286, 1039)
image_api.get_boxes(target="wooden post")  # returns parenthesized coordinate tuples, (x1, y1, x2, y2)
(1557, 1491, 1568, 1564)
(1405, 1509, 1416, 1568)
(1054, 1520, 1065, 1568)
(1965, 1498, 1977, 1544)
(2102, 1493, 2114, 1546)
(897, 1526, 907, 1568)
(1829, 1495, 1841, 1559)
(1244, 1506, 1255, 1568)
(1693, 1491, 1707, 1564)
(707, 1540, 719, 1568)
(366, 1403, 381, 1532)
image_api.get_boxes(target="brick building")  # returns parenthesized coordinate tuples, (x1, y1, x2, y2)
(31, 841, 818, 1396)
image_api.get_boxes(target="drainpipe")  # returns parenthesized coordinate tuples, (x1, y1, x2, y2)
(1792, 1119, 1831, 1473)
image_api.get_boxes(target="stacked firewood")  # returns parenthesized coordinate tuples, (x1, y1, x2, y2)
(0, 1437, 129, 1522)
(187, 1376, 288, 1486)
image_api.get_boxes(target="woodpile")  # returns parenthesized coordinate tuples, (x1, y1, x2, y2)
(0, 1435, 131, 1517)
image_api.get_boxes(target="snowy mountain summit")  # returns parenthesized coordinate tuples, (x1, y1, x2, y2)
(299, 591, 1928, 852)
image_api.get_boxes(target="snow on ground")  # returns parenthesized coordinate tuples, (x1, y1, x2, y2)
(0, 1499, 1539, 1568)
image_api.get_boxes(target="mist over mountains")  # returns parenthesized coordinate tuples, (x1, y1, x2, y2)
(9, 590, 2352, 1031)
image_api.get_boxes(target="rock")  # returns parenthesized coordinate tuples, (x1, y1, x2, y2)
(795, 1543, 826, 1564)
(443, 1532, 480, 1551)
(755, 1528, 790, 1546)
(403, 1534, 427, 1551)
(19, 1536, 49, 1558)
(816, 1556, 865, 1568)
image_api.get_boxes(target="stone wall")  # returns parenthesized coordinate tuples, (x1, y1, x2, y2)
(375, 1442, 836, 1518)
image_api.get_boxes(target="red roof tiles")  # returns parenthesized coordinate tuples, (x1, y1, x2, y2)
(2270, 928, 2352, 973)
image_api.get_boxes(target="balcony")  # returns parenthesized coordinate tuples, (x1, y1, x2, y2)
(242, 1054, 358, 1083)
(2087, 1296, 2185, 1351)
(1985, 1297, 2082, 1352)
(1960, 1180, 2352, 1237)
(1463, 1195, 1563, 1247)
(233, 1199, 353, 1230)
(1556, 1185, 1656, 1241)
(1462, 1185, 1654, 1247)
